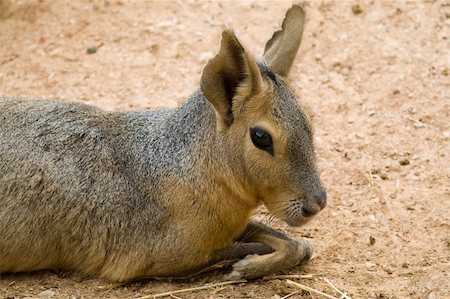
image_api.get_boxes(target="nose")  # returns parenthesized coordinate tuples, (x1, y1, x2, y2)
(301, 189, 327, 217)
(313, 189, 327, 209)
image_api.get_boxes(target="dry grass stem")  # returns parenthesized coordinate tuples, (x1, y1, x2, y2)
(280, 291, 301, 299)
(263, 274, 315, 280)
(406, 116, 427, 127)
(368, 169, 375, 187)
(136, 279, 247, 299)
(324, 277, 352, 299)
(286, 279, 339, 299)
(98, 282, 127, 291)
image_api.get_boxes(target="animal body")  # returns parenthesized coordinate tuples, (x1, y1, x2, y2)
(0, 5, 326, 281)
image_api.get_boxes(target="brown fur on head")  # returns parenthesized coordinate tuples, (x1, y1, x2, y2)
(201, 5, 326, 227)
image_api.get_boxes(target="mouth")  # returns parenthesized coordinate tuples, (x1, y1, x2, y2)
(283, 212, 313, 227)
(280, 198, 323, 227)
(262, 194, 325, 227)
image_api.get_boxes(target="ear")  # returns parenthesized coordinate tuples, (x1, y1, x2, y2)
(201, 30, 263, 127)
(263, 5, 305, 78)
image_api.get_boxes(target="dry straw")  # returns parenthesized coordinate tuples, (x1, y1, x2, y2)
(286, 279, 352, 299)
(136, 279, 247, 299)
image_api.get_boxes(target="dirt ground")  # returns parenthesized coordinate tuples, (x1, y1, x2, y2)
(0, 0, 449, 298)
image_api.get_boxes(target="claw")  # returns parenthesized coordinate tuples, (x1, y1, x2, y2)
(224, 270, 243, 281)
(301, 239, 313, 262)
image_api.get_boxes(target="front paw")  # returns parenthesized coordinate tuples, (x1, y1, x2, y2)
(300, 238, 313, 262)
(224, 254, 252, 280)
(224, 268, 244, 281)
(224, 238, 313, 280)
(224, 254, 271, 280)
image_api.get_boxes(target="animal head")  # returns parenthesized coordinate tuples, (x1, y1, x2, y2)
(200, 5, 326, 226)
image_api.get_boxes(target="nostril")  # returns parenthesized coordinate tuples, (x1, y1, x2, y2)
(317, 190, 327, 209)
(301, 206, 318, 217)
(311, 189, 327, 209)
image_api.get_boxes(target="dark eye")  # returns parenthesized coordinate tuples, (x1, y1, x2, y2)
(250, 128, 273, 155)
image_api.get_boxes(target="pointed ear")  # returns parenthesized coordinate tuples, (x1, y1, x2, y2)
(263, 5, 305, 78)
(201, 30, 263, 127)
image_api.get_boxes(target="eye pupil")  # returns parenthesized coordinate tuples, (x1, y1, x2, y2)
(250, 128, 273, 155)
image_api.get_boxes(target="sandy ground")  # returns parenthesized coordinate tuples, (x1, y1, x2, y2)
(0, 1, 449, 298)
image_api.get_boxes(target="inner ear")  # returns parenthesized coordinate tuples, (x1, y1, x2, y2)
(263, 5, 305, 78)
(221, 55, 246, 122)
(201, 30, 263, 128)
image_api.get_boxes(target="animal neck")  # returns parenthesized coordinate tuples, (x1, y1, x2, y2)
(179, 91, 260, 210)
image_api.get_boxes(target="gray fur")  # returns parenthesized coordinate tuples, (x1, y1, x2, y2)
(0, 94, 223, 280)
(0, 5, 326, 281)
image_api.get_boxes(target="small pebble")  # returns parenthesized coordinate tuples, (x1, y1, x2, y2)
(156, 20, 176, 28)
(369, 236, 376, 245)
(352, 4, 363, 15)
(368, 214, 377, 222)
(408, 107, 416, 114)
(86, 45, 97, 54)
(399, 158, 410, 166)
(365, 261, 376, 269)
(382, 266, 393, 274)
